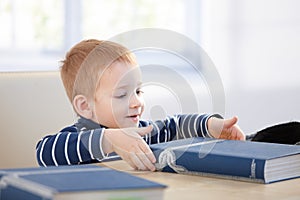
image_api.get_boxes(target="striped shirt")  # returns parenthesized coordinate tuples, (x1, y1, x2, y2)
(36, 113, 220, 167)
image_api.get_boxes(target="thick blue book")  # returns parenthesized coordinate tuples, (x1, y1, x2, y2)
(0, 165, 166, 200)
(150, 137, 300, 183)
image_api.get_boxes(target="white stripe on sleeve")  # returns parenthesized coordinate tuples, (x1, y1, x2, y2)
(165, 117, 170, 142)
(144, 133, 148, 143)
(187, 115, 193, 138)
(164, 129, 168, 143)
(39, 138, 48, 167)
(193, 114, 201, 136)
(175, 115, 180, 140)
(64, 132, 71, 165)
(51, 133, 61, 166)
(77, 131, 83, 162)
(200, 115, 206, 137)
(181, 115, 187, 139)
(153, 122, 160, 144)
(88, 130, 95, 159)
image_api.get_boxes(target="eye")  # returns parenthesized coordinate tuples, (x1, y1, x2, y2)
(114, 92, 127, 99)
(136, 88, 144, 96)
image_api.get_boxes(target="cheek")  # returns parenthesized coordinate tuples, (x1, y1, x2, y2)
(139, 96, 145, 107)
(140, 96, 145, 105)
(111, 98, 128, 114)
(94, 96, 113, 118)
(141, 100, 145, 114)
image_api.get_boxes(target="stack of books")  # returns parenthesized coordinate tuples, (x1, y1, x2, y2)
(0, 165, 166, 200)
(2, 137, 300, 200)
(151, 137, 300, 184)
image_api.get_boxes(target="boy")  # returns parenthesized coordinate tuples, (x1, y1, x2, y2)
(36, 39, 245, 171)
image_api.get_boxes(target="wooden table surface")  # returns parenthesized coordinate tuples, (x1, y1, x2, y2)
(101, 160, 300, 200)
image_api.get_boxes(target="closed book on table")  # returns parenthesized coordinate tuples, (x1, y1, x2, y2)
(150, 137, 300, 183)
(0, 165, 166, 200)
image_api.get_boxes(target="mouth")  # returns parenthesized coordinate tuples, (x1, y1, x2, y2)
(126, 114, 140, 123)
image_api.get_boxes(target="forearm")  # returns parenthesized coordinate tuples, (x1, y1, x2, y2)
(144, 113, 222, 144)
(101, 129, 114, 154)
(174, 114, 218, 138)
(36, 129, 106, 166)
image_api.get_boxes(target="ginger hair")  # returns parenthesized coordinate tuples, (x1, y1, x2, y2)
(60, 39, 137, 103)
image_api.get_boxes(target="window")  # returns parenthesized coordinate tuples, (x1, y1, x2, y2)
(0, 0, 63, 50)
(0, 0, 198, 72)
(0, 0, 63, 71)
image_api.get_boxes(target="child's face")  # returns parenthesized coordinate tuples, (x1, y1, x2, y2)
(92, 61, 144, 128)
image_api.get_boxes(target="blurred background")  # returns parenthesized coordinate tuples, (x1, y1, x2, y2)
(0, 0, 300, 168)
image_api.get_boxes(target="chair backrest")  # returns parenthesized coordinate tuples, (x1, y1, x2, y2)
(0, 71, 75, 168)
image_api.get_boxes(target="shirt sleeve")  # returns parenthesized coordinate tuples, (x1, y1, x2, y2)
(35, 126, 107, 167)
(141, 113, 223, 145)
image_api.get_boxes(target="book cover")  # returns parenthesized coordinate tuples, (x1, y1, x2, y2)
(0, 165, 166, 200)
(150, 137, 300, 183)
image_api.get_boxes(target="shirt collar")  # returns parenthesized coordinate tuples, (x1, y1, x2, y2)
(75, 116, 145, 130)
(75, 117, 107, 131)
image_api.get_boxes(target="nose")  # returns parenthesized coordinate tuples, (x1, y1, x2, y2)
(129, 92, 143, 108)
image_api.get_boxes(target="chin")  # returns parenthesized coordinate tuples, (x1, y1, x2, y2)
(117, 121, 139, 128)
(126, 123, 139, 128)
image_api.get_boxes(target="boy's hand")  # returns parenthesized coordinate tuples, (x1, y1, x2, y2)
(103, 126, 156, 171)
(207, 116, 245, 140)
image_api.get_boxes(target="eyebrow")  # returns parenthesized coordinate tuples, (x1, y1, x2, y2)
(115, 82, 143, 90)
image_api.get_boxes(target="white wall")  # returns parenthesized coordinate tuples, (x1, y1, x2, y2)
(199, 0, 300, 133)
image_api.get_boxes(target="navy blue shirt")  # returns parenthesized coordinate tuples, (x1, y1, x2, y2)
(36, 114, 218, 167)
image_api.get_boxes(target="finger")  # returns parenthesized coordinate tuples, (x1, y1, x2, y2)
(113, 148, 138, 170)
(238, 134, 246, 141)
(224, 116, 238, 128)
(236, 128, 246, 141)
(138, 141, 156, 163)
(124, 156, 138, 170)
(129, 152, 147, 171)
(135, 149, 156, 171)
(231, 123, 245, 141)
(229, 126, 245, 141)
(137, 125, 153, 136)
(232, 130, 239, 140)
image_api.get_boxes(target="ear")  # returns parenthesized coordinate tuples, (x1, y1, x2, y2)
(73, 95, 93, 119)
